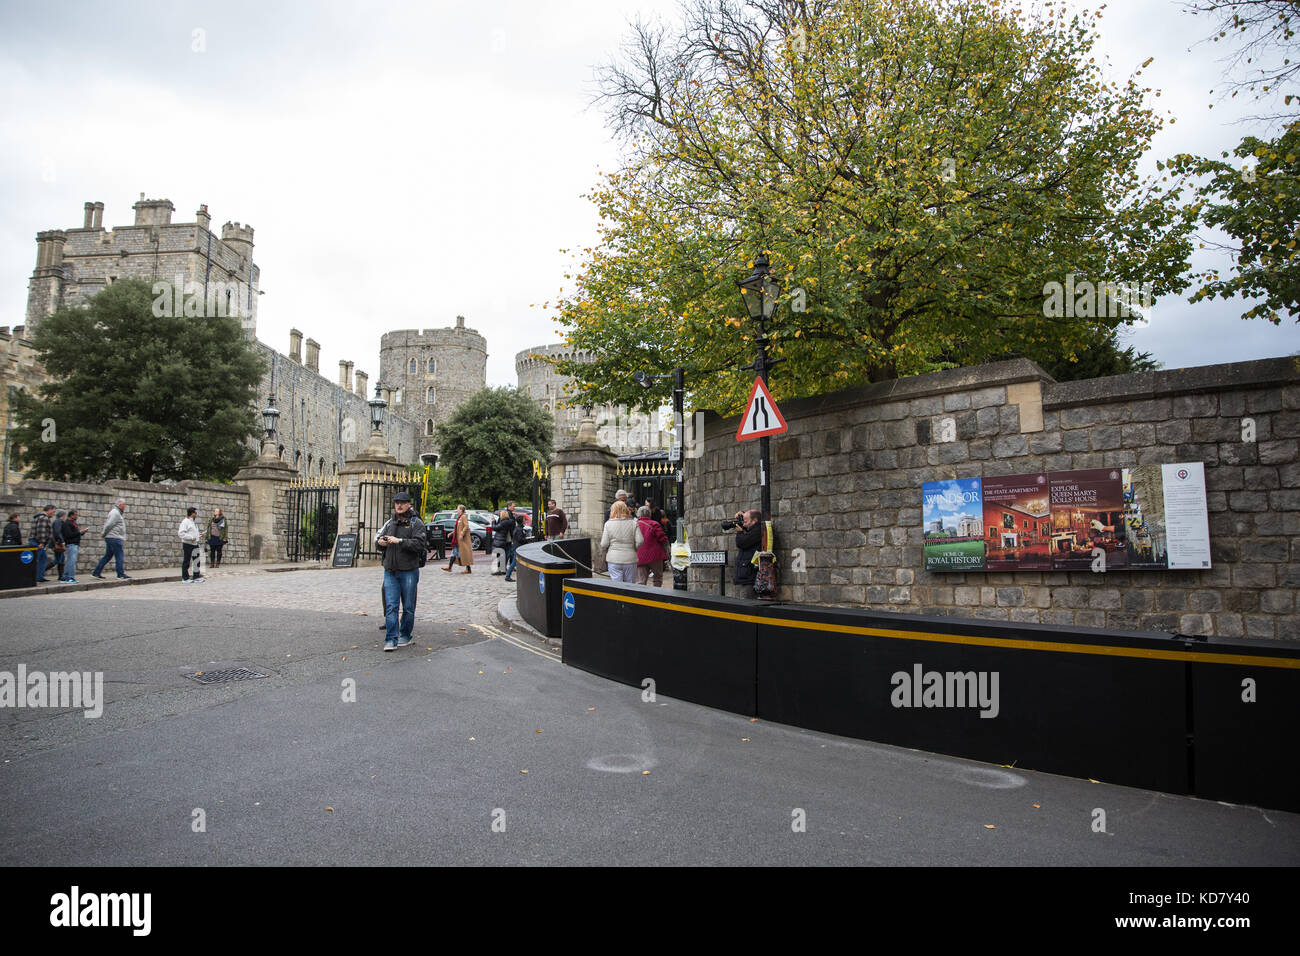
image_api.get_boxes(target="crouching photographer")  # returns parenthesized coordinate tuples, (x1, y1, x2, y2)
(726, 509, 763, 590)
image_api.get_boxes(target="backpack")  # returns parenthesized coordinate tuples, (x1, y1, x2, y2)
(512, 523, 529, 546)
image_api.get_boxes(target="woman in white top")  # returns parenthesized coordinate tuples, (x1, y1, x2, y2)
(600, 500, 642, 582)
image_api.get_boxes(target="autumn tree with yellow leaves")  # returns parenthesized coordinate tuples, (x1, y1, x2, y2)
(550, 0, 1194, 414)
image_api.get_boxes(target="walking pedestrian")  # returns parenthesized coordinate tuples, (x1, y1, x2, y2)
(635, 505, 669, 587)
(609, 488, 630, 519)
(92, 499, 129, 579)
(491, 508, 516, 577)
(544, 498, 567, 540)
(29, 504, 55, 583)
(52, 509, 67, 581)
(179, 506, 204, 582)
(1, 513, 20, 546)
(59, 510, 83, 583)
(442, 504, 474, 573)
(208, 507, 228, 568)
(600, 500, 642, 582)
(375, 491, 426, 650)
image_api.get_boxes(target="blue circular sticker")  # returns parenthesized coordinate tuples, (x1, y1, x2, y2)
(19, 550, 33, 564)
(539, 572, 546, 594)
(563, 592, 575, 618)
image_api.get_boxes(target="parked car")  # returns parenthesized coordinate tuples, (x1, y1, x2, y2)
(426, 517, 487, 552)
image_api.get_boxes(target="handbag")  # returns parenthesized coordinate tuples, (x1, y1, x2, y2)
(53, 541, 66, 553)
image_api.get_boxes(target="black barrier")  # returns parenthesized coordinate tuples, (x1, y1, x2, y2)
(0, 546, 39, 591)
(514, 539, 592, 638)
(1186, 636, 1300, 813)
(560, 579, 763, 716)
(558, 583, 1300, 813)
(757, 607, 1188, 797)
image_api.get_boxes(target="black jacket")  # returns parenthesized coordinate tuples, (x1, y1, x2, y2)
(61, 520, 83, 546)
(492, 515, 516, 548)
(1, 520, 20, 546)
(734, 522, 762, 585)
(376, 514, 427, 572)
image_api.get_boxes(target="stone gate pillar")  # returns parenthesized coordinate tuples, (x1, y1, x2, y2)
(234, 446, 295, 563)
(549, 413, 619, 569)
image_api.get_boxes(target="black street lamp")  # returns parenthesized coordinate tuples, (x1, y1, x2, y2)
(634, 367, 688, 590)
(368, 383, 387, 435)
(736, 253, 784, 520)
(260, 393, 280, 456)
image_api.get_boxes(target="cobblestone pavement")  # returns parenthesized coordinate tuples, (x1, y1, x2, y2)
(59, 558, 520, 625)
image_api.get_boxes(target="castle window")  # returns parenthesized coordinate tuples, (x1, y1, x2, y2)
(408, 358, 416, 374)
(394, 388, 403, 404)
(426, 387, 435, 404)
(426, 419, 434, 436)
(427, 359, 436, 374)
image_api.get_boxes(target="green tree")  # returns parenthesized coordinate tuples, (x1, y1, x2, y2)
(1031, 328, 1161, 382)
(1170, 124, 1300, 323)
(11, 278, 266, 482)
(552, 0, 1193, 415)
(433, 387, 552, 511)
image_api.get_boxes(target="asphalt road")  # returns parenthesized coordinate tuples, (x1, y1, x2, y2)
(2, 593, 1297, 866)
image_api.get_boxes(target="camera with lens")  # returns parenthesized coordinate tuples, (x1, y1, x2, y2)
(721, 519, 739, 531)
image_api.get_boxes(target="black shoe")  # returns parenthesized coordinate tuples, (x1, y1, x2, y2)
(117, 574, 130, 579)
(91, 572, 104, 579)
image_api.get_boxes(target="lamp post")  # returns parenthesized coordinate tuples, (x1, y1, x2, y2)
(634, 367, 688, 590)
(365, 383, 388, 456)
(260, 393, 280, 459)
(736, 253, 783, 520)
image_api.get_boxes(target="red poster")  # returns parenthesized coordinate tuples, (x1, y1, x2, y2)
(982, 473, 1053, 571)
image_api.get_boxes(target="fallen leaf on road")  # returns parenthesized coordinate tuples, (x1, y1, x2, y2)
(520, 769, 529, 774)
(469, 737, 475, 741)
(326, 807, 334, 812)
(1088, 778, 1099, 784)
(478, 670, 484, 675)
(351, 646, 359, 650)
(641, 770, 650, 775)
(742, 738, 750, 742)
(535, 729, 542, 733)
(749, 718, 758, 722)
(340, 656, 346, 661)
(984, 825, 996, 829)
(587, 707, 595, 711)
(1033, 804, 1041, 809)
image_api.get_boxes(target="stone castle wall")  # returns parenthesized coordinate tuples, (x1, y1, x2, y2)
(8, 478, 250, 570)
(517, 343, 663, 454)
(0, 327, 51, 492)
(380, 320, 488, 459)
(686, 357, 1300, 641)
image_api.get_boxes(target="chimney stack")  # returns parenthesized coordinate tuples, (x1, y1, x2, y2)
(195, 204, 211, 232)
(289, 329, 302, 363)
(83, 202, 95, 229)
(456, 314, 465, 329)
(354, 370, 368, 398)
(305, 338, 320, 373)
(92, 202, 103, 229)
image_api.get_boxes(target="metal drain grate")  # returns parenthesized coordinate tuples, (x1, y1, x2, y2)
(185, 667, 268, 685)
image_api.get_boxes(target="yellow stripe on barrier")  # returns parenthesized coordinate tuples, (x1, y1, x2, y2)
(560, 584, 1300, 670)
(517, 557, 577, 575)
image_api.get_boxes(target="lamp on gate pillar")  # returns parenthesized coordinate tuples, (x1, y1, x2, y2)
(634, 366, 688, 590)
(365, 383, 388, 455)
(736, 253, 783, 520)
(260, 393, 280, 459)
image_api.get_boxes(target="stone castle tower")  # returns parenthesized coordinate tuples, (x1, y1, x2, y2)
(26, 195, 260, 338)
(516, 343, 663, 455)
(380, 316, 487, 461)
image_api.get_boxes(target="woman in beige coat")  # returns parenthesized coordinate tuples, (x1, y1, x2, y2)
(443, 504, 474, 573)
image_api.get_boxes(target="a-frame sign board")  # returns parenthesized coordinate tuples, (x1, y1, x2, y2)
(736, 376, 789, 441)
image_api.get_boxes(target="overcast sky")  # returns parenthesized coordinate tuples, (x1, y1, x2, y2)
(2, 0, 1297, 391)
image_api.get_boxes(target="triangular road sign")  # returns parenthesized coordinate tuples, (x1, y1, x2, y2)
(736, 377, 788, 441)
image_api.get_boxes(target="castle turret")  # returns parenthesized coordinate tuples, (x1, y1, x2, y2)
(380, 318, 488, 457)
(133, 194, 175, 226)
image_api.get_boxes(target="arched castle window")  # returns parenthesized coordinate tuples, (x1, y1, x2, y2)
(408, 358, 416, 374)
(426, 419, 434, 436)
(426, 387, 435, 403)
(427, 359, 436, 374)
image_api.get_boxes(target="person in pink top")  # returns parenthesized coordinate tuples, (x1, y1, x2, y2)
(635, 505, 669, 587)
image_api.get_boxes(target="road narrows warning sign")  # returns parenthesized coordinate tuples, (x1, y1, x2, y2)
(736, 377, 788, 441)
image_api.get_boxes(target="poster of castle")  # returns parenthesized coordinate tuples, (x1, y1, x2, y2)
(1048, 468, 1128, 570)
(1123, 465, 1170, 569)
(982, 473, 1053, 570)
(922, 478, 985, 571)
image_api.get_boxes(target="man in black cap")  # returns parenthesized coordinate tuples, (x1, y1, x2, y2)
(375, 491, 426, 651)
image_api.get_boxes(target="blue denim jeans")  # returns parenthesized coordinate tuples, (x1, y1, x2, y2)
(95, 538, 125, 577)
(61, 543, 79, 581)
(382, 568, 419, 643)
(504, 542, 517, 578)
(30, 544, 48, 581)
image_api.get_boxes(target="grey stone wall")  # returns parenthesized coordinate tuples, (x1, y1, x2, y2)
(11, 478, 250, 570)
(26, 197, 259, 338)
(686, 357, 1300, 641)
(255, 342, 421, 474)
